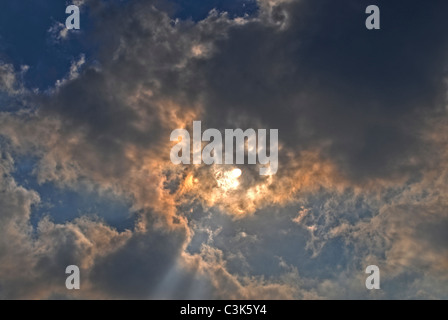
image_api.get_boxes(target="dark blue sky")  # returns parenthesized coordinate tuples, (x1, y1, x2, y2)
(0, 0, 256, 91)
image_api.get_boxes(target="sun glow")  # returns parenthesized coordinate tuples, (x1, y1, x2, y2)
(215, 168, 242, 192)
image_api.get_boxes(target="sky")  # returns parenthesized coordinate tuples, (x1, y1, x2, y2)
(0, 0, 448, 299)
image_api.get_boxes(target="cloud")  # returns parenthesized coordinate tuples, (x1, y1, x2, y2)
(0, 0, 448, 299)
(0, 63, 27, 96)
(0, 0, 306, 299)
(199, 0, 448, 184)
(0, 148, 133, 299)
(48, 22, 69, 42)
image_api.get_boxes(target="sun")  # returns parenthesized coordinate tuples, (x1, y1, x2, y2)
(230, 168, 242, 178)
(215, 168, 242, 192)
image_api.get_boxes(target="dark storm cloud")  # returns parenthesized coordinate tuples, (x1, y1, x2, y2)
(198, 0, 448, 182)
(35, 0, 213, 180)
(38, 0, 448, 190)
